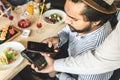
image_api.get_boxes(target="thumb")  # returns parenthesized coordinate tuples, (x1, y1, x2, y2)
(41, 53, 51, 62)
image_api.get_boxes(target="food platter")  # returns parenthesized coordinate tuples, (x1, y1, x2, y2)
(43, 9, 66, 25)
(0, 25, 21, 44)
(0, 41, 25, 70)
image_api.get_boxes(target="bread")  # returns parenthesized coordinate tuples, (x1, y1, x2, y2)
(0, 25, 9, 40)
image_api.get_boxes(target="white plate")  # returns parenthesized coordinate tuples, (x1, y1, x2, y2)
(0, 41, 25, 70)
(43, 9, 66, 25)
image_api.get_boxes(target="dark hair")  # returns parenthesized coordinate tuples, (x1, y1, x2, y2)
(71, 0, 117, 26)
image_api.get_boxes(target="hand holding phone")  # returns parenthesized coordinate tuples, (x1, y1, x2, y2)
(21, 50, 47, 71)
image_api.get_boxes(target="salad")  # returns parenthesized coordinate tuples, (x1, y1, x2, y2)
(0, 47, 19, 65)
(44, 13, 62, 24)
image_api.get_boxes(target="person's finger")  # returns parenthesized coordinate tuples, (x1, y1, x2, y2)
(27, 61, 31, 65)
(42, 39, 53, 48)
(39, 67, 49, 73)
(48, 41, 53, 48)
(34, 67, 40, 72)
(31, 64, 35, 69)
(42, 38, 50, 43)
(41, 52, 50, 57)
(42, 40, 48, 43)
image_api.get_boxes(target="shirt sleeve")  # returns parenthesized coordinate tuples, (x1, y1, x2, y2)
(54, 21, 120, 74)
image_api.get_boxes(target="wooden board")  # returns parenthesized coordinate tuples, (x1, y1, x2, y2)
(0, 26, 21, 44)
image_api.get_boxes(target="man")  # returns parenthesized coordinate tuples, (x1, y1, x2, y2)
(39, 20, 120, 74)
(30, 0, 117, 80)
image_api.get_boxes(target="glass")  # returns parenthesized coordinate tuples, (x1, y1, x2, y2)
(36, 16, 45, 33)
(7, 7, 16, 26)
(17, 2, 36, 29)
(35, 0, 46, 33)
(18, 1, 35, 19)
(26, 1, 34, 15)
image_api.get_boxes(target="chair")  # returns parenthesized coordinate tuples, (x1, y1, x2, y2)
(109, 68, 120, 80)
(109, 10, 120, 30)
(117, 9, 120, 20)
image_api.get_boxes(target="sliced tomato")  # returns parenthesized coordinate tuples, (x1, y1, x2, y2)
(9, 28, 15, 35)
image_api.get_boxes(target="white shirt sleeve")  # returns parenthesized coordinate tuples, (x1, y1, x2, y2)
(54, 21, 120, 74)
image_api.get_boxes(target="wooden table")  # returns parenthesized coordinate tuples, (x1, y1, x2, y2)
(0, 4, 65, 80)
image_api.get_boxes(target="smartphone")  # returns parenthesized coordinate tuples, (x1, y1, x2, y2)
(27, 41, 54, 53)
(21, 49, 47, 71)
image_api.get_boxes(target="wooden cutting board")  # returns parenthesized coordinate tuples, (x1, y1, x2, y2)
(0, 25, 21, 44)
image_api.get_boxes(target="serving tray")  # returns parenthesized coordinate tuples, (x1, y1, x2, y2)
(0, 25, 21, 44)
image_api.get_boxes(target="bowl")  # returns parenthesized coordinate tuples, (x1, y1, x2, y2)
(18, 19, 31, 28)
(42, 9, 66, 25)
(0, 41, 25, 70)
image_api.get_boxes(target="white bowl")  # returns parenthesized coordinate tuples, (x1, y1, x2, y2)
(42, 9, 66, 25)
(0, 41, 25, 70)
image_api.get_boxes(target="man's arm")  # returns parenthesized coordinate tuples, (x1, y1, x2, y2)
(54, 21, 120, 74)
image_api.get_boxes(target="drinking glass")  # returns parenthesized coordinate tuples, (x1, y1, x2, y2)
(36, 16, 45, 33)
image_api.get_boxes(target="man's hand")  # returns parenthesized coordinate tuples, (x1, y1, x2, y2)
(42, 36, 59, 50)
(40, 53, 55, 73)
(29, 53, 56, 73)
(28, 37, 60, 73)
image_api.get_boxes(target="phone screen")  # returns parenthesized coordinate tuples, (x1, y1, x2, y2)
(25, 51, 40, 61)
(27, 41, 54, 53)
